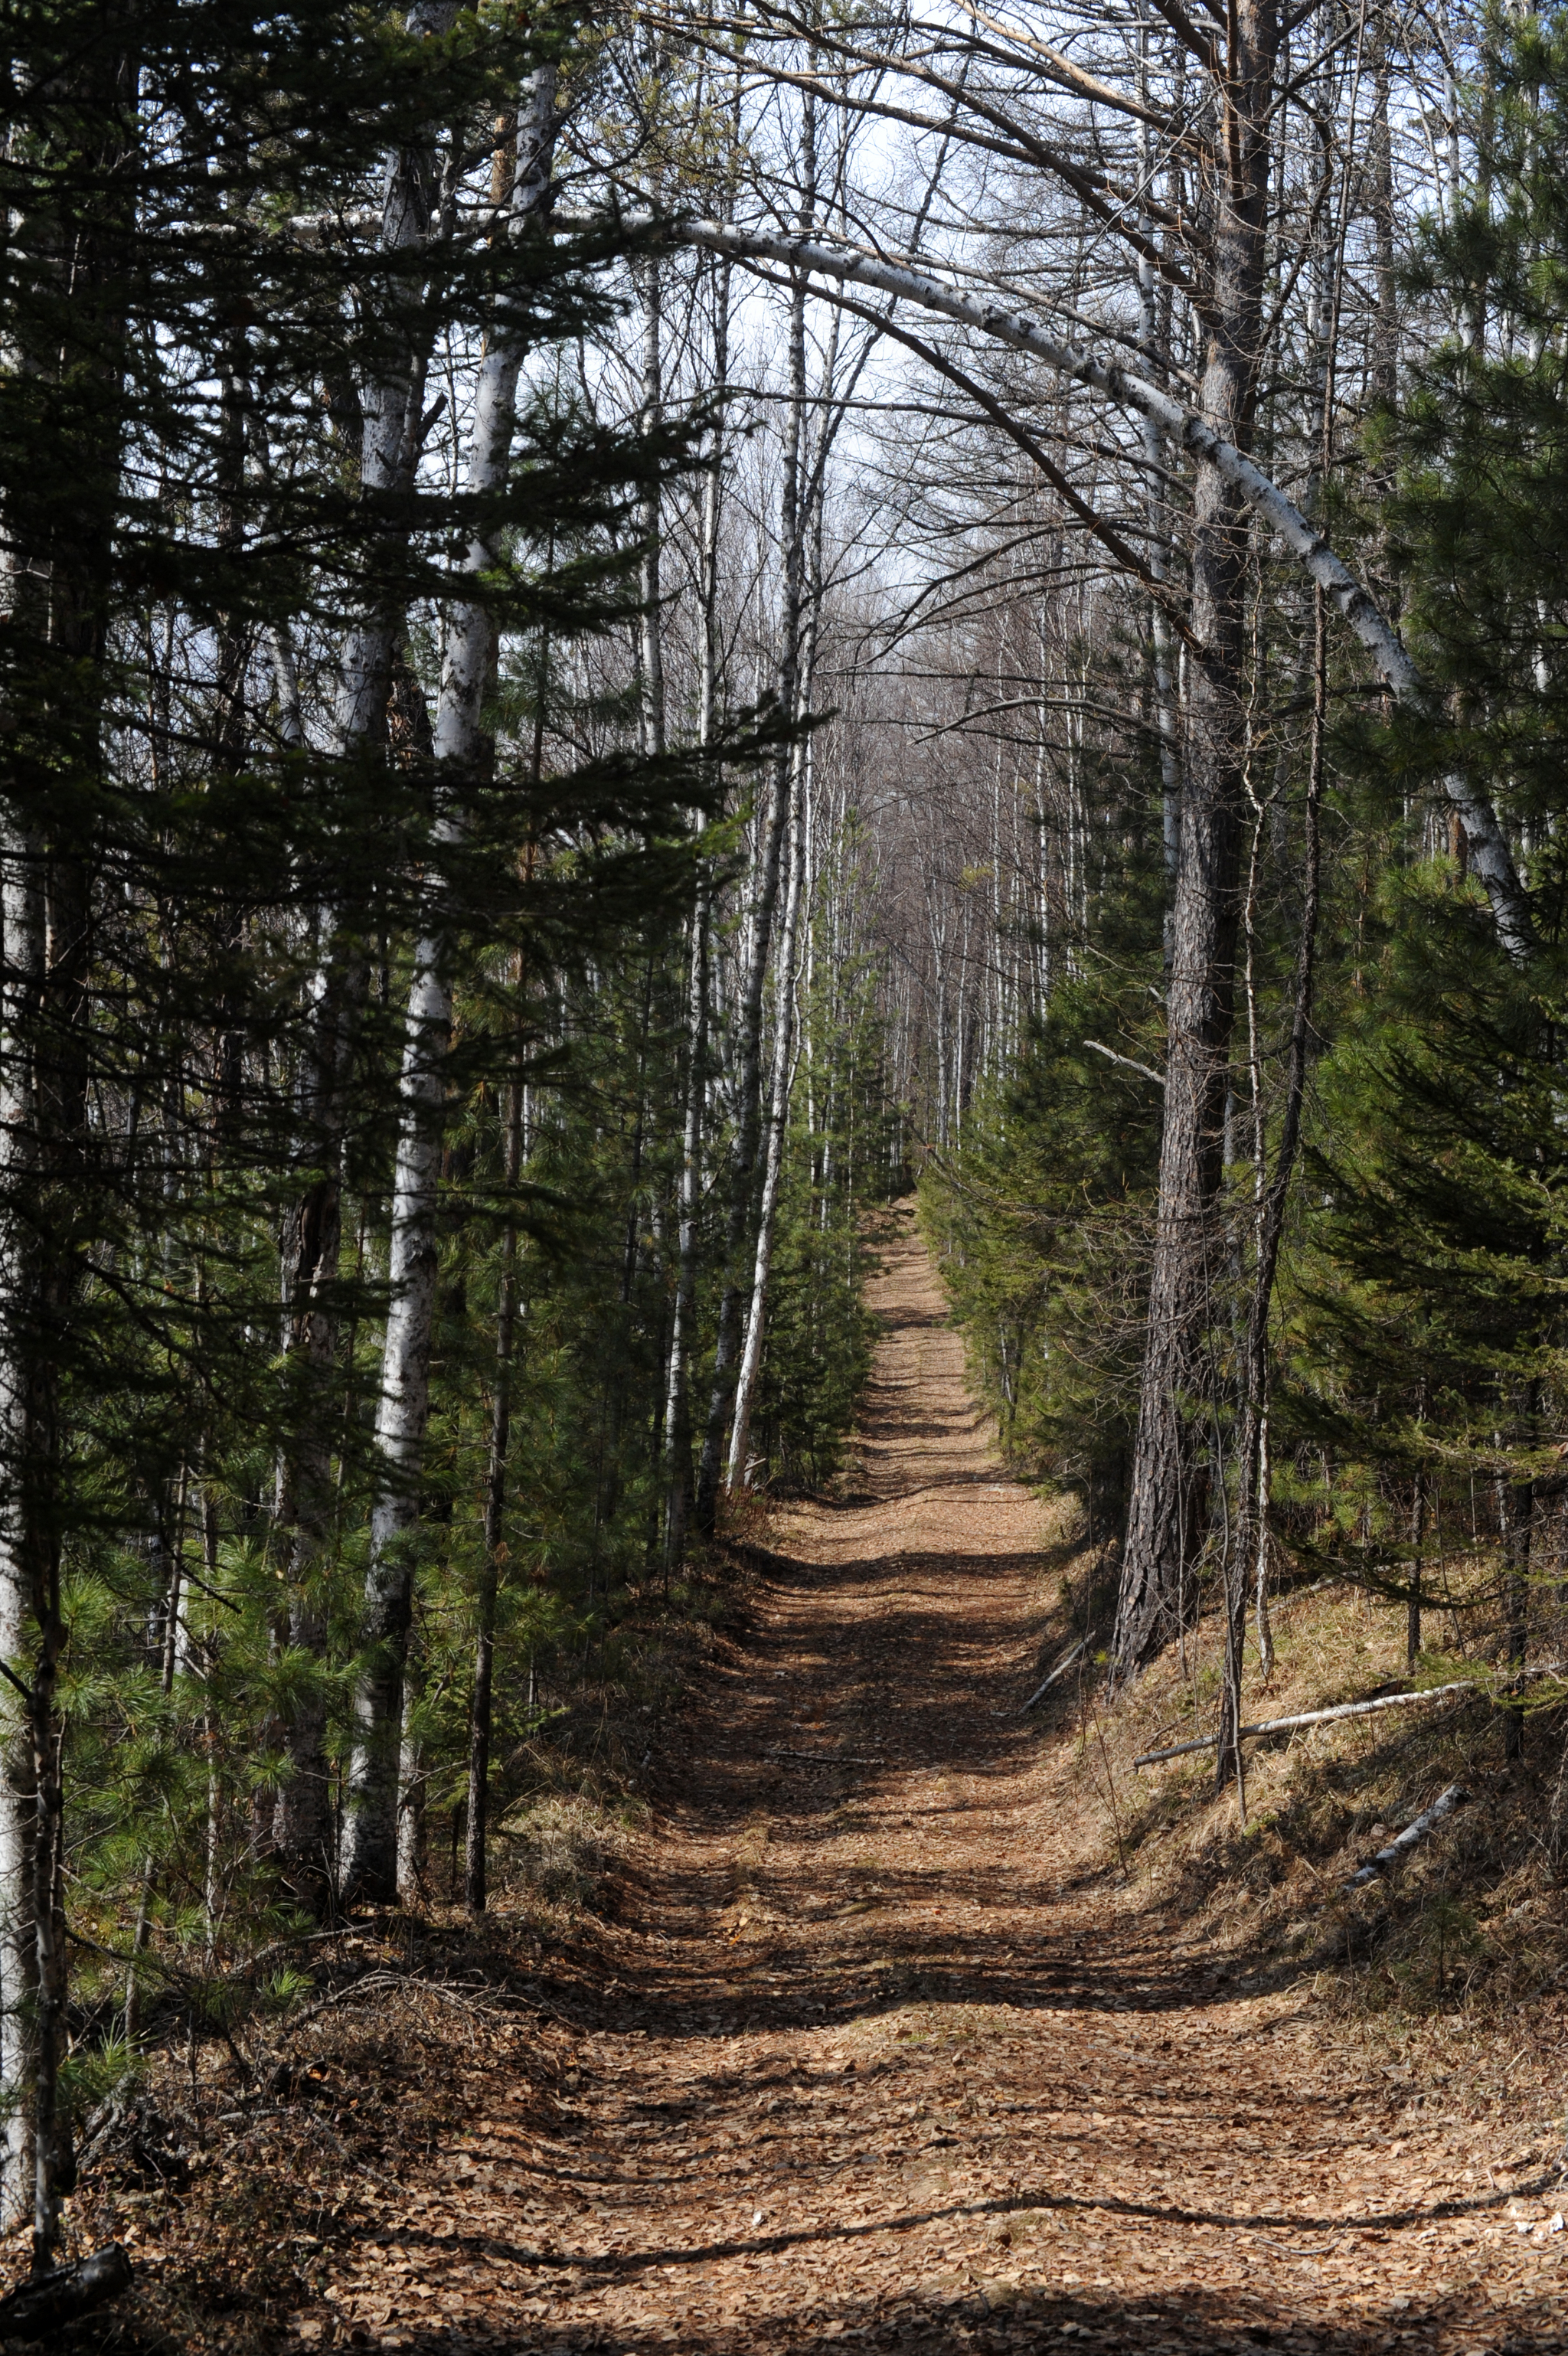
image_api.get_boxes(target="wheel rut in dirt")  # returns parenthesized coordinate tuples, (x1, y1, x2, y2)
(320, 1204, 1558, 2356)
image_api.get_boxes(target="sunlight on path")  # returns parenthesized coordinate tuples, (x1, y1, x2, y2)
(316, 1205, 1550, 2356)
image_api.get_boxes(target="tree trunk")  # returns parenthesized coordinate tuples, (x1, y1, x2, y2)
(1135, 23, 1181, 928)
(1113, 0, 1281, 1681)
(465, 1071, 524, 1913)
(694, 113, 814, 1531)
(637, 258, 666, 760)
(727, 747, 807, 1492)
(663, 248, 730, 1575)
(273, 0, 463, 1907)
(0, 842, 87, 2264)
(0, 28, 130, 2251)
(341, 63, 555, 1905)
(664, 889, 711, 1572)
(1214, 586, 1325, 1784)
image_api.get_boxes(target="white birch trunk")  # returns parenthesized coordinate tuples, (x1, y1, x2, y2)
(0, 46, 120, 2235)
(340, 63, 556, 1906)
(693, 350, 807, 1521)
(727, 743, 807, 1492)
(637, 259, 665, 759)
(274, 0, 463, 1905)
(664, 250, 731, 1570)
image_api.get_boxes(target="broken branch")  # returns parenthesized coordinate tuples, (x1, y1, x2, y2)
(1019, 1634, 1093, 1711)
(1133, 1679, 1479, 1766)
(1342, 1783, 1471, 1890)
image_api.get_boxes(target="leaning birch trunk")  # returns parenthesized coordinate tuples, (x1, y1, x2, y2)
(571, 211, 1531, 961)
(692, 89, 815, 1536)
(273, 0, 461, 1907)
(692, 753, 791, 1538)
(694, 367, 808, 1527)
(340, 64, 556, 1907)
(727, 745, 807, 1492)
(728, 407, 835, 1492)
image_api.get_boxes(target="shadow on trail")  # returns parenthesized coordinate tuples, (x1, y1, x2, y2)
(356, 2264, 1562, 2356)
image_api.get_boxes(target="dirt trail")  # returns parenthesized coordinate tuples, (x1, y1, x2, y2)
(322, 1207, 1563, 2356)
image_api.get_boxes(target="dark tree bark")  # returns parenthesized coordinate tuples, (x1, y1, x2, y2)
(1112, 0, 1282, 1680)
(465, 1070, 524, 1913)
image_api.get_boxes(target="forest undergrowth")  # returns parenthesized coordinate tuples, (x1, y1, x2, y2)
(1014, 1516, 1568, 2177)
(34, 1538, 776, 2356)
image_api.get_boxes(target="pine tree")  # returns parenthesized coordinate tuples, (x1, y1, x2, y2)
(1283, 2, 1568, 1719)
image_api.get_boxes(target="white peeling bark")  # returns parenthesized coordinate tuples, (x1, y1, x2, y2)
(636, 258, 666, 758)
(340, 62, 557, 1907)
(727, 748, 806, 1492)
(665, 260, 730, 1570)
(275, 0, 462, 1910)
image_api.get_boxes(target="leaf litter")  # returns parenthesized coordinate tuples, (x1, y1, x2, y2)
(47, 1212, 1568, 2356)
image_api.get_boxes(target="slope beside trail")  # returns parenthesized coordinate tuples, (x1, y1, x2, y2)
(315, 1205, 1561, 2356)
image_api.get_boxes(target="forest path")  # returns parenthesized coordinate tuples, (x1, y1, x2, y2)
(331, 1206, 1555, 2356)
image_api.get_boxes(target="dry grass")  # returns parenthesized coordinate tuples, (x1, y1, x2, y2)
(1025, 1524, 1568, 2169)
(495, 1789, 632, 1910)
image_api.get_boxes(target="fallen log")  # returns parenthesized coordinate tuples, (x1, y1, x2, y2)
(1132, 1680, 1478, 1767)
(0, 2244, 132, 2339)
(1343, 1783, 1471, 1890)
(1018, 1635, 1093, 1713)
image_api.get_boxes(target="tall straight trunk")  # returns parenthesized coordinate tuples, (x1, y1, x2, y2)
(465, 1070, 524, 1913)
(1499, 1382, 1536, 1766)
(1112, 0, 1282, 1680)
(0, 31, 131, 2254)
(731, 475, 825, 1488)
(273, 0, 462, 1906)
(1214, 587, 1325, 1789)
(727, 745, 806, 1492)
(1370, 7, 1397, 410)
(664, 251, 730, 1573)
(637, 258, 666, 759)
(0, 846, 88, 2264)
(1135, 20, 1181, 921)
(693, 783, 793, 1534)
(664, 892, 711, 1570)
(694, 107, 814, 1532)
(341, 64, 556, 1905)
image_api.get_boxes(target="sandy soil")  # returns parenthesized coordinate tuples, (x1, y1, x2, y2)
(314, 1205, 1566, 2356)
